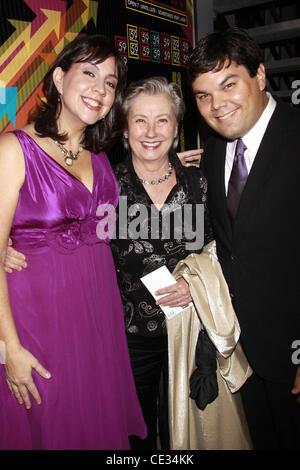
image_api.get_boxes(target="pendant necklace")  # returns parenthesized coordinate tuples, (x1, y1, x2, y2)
(53, 140, 83, 167)
(138, 162, 173, 185)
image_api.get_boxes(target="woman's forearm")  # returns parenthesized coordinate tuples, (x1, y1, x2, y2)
(0, 266, 21, 353)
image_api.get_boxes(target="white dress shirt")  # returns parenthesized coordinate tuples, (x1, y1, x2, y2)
(225, 92, 277, 194)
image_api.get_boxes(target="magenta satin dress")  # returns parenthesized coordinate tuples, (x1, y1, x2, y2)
(0, 130, 146, 450)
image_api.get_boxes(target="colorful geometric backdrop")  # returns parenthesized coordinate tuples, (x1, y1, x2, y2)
(0, 0, 195, 148)
(0, 0, 99, 132)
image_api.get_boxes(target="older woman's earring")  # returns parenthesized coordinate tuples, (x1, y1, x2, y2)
(173, 134, 179, 150)
(122, 134, 129, 150)
(58, 95, 61, 103)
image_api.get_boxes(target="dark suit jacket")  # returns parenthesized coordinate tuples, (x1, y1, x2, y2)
(202, 100, 300, 383)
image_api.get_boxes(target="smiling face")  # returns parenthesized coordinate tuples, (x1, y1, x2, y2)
(53, 55, 118, 129)
(192, 61, 268, 140)
(126, 92, 178, 165)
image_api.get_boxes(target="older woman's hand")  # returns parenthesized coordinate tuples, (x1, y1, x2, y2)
(155, 277, 192, 309)
(177, 148, 203, 167)
(3, 239, 27, 273)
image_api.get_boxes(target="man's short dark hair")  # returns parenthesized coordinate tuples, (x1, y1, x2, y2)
(187, 27, 262, 84)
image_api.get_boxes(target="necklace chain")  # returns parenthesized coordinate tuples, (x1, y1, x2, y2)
(138, 162, 173, 185)
(53, 140, 83, 167)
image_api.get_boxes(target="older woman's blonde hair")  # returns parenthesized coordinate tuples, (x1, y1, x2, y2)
(122, 76, 185, 150)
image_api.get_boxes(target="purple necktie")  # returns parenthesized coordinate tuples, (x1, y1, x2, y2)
(227, 138, 248, 222)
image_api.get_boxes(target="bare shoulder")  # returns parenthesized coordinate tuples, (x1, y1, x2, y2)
(0, 130, 22, 157)
(0, 130, 25, 188)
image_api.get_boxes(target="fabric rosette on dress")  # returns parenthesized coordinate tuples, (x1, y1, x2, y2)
(45, 215, 113, 254)
(11, 212, 116, 256)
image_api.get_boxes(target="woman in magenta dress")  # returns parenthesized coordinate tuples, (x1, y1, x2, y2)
(0, 35, 146, 450)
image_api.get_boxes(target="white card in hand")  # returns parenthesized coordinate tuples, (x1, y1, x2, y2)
(141, 266, 186, 319)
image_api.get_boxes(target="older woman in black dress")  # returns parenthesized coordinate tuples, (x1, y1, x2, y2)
(110, 76, 213, 449)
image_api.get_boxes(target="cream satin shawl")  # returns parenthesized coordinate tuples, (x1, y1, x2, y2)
(167, 241, 252, 450)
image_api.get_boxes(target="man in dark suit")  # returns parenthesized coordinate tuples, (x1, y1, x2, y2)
(187, 27, 300, 449)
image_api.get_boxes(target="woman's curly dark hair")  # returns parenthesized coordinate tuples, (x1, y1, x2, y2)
(33, 35, 126, 153)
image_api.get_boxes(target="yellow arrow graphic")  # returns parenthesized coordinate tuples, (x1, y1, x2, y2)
(53, 32, 78, 55)
(82, 0, 98, 26)
(0, 9, 61, 86)
(0, 20, 31, 66)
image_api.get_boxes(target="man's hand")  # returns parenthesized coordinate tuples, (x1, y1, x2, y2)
(177, 149, 203, 167)
(291, 365, 300, 404)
